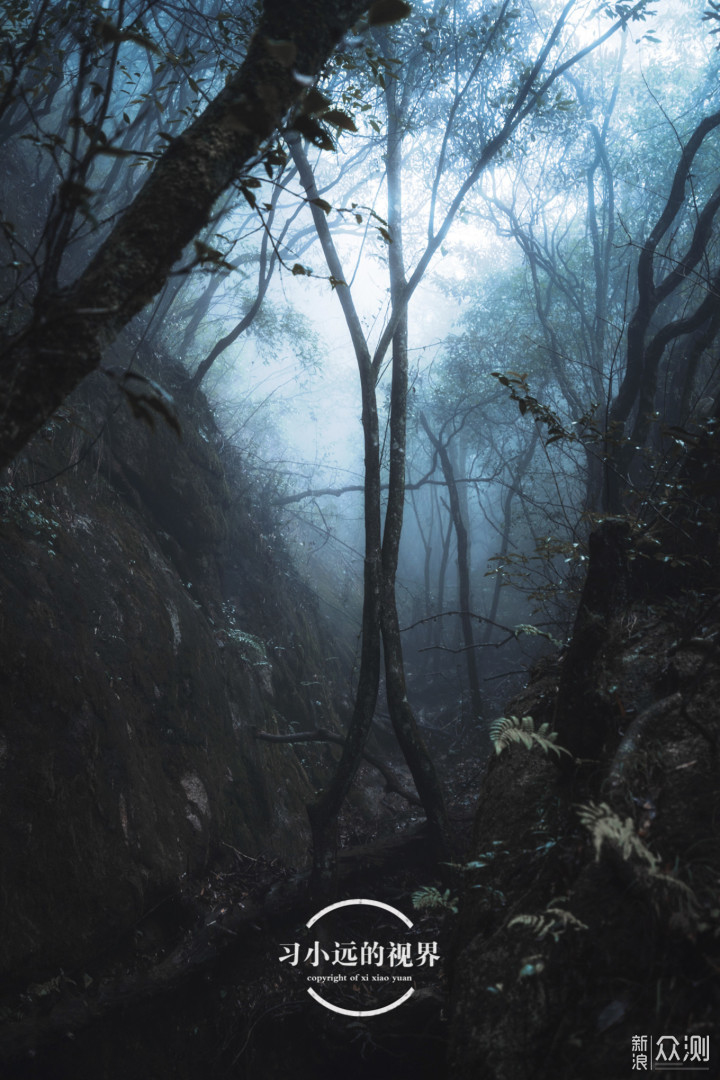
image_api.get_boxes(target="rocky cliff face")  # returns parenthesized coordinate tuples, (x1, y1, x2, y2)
(0, 349, 339, 984)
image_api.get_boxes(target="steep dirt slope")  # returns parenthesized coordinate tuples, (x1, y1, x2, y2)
(0, 347, 341, 985)
(448, 523, 720, 1079)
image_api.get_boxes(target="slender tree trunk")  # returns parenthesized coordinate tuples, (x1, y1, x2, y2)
(408, 486, 434, 646)
(379, 74, 451, 861)
(483, 431, 538, 643)
(306, 380, 382, 895)
(291, 105, 451, 870)
(286, 134, 384, 896)
(603, 109, 720, 511)
(436, 490, 453, 638)
(419, 412, 483, 720)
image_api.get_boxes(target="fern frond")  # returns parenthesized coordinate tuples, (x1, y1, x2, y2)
(514, 623, 562, 648)
(411, 886, 458, 914)
(508, 914, 548, 936)
(576, 802, 699, 910)
(576, 801, 658, 868)
(652, 872, 698, 904)
(490, 715, 570, 758)
(508, 903, 587, 941)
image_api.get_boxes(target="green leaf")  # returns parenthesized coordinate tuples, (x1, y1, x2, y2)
(323, 109, 358, 133)
(302, 88, 332, 115)
(290, 114, 335, 151)
(368, 0, 413, 27)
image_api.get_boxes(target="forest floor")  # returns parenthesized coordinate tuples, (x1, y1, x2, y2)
(449, 584, 720, 1080)
(0, 743, 484, 1079)
(2, 581, 720, 1080)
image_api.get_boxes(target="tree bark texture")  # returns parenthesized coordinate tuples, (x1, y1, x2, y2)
(553, 518, 632, 762)
(0, 0, 370, 470)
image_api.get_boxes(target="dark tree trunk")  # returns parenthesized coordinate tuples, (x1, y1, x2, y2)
(287, 134, 384, 897)
(0, 0, 371, 470)
(603, 109, 720, 511)
(379, 75, 452, 861)
(483, 432, 538, 644)
(420, 412, 483, 720)
(436, 490, 454, 637)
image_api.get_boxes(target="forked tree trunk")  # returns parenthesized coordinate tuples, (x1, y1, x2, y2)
(381, 87, 451, 859)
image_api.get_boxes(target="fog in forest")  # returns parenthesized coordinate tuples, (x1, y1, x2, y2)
(109, 0, 716, 725)
(2, 0, 720, 1075)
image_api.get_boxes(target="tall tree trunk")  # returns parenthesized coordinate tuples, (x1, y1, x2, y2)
(290, 103, 452, 871)
(286, 134, 383, 897)
(409, 485, 435, 645)
(306, 372, 382, 896)
(603, 108, 720, 511)
(379, 71, 451, 861)
(419, 412, 483, 720)
(436, 490, 453, 639)
(483, 431, 539, 643)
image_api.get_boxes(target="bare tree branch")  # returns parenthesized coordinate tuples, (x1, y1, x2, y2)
(0, 0, 371, 469)
(272, 474, 497, 506)
(254, 727, 422, 806)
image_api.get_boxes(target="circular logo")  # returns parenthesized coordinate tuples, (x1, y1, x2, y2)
(278, 897, 441, 1017)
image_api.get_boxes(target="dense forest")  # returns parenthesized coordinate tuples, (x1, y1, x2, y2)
(1, 0, 719, 1076)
